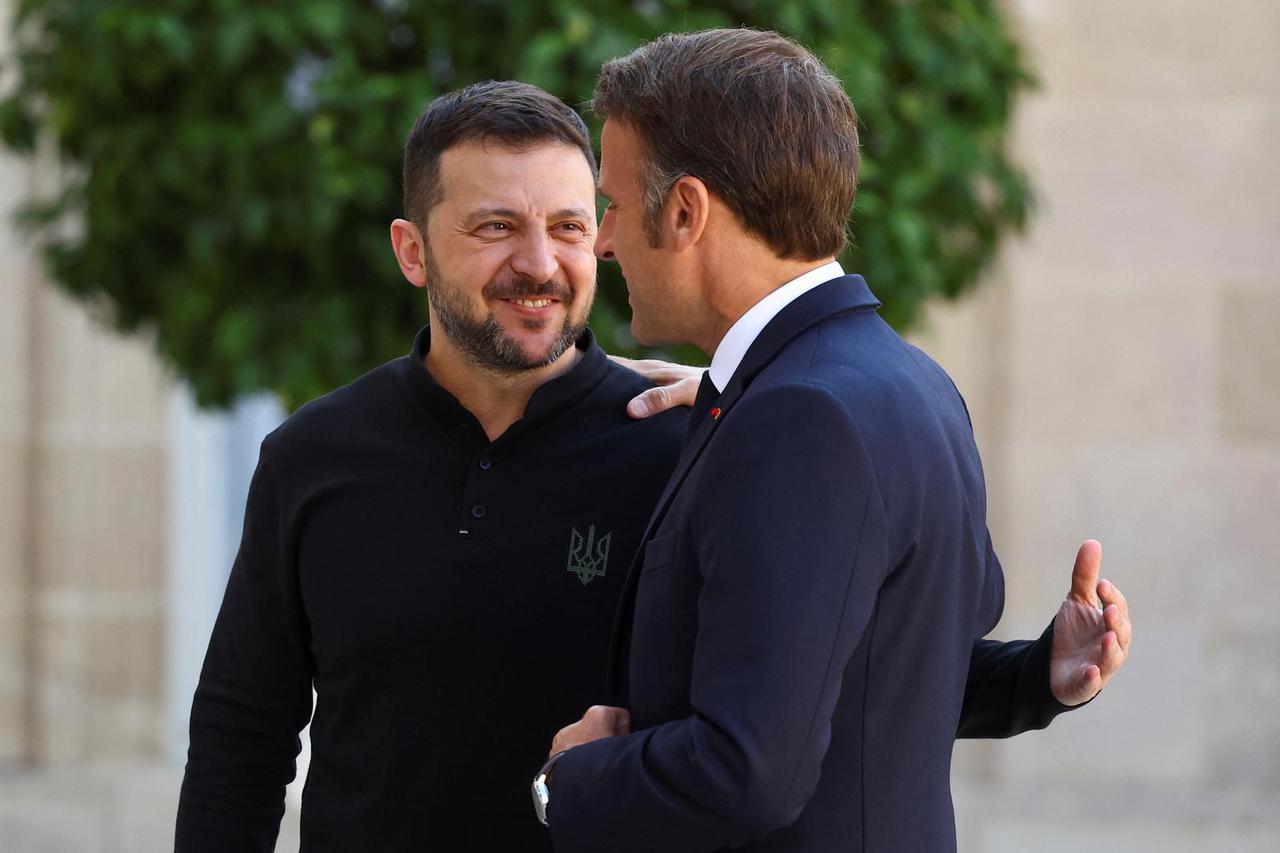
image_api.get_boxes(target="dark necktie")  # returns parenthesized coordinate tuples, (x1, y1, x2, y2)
(684, 371, 720, 446)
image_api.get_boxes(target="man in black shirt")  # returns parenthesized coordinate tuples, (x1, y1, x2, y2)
(176, 81, 1128, 852)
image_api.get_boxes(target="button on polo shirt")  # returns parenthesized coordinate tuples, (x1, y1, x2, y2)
(402, 326, 620, 543)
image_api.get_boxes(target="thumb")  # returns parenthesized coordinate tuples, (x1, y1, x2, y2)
(627, 386, 671, 419)
(584, 705, 630, 733)
(1068, 539, 1102, 606)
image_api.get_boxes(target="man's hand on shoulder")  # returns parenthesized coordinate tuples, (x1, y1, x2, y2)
(609, 355, 702, 419)
(1050, 540, 1132, 706)
(550, 705, 631, 757)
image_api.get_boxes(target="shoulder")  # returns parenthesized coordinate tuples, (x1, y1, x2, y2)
(723, 379, 861, 448)
(260, 355, 413, 463)
(596, 354, 676, 400)
(534, 352, 689, 476)
(589, 356, 688, 443)
(764, 311, 963, 413)
(743, 314, 977, 464)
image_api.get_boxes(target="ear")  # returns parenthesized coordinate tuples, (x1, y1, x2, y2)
(663, 175, 710, 251)
(390, 218, 429, 288)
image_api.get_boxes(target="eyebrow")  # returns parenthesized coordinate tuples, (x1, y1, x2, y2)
(552, 206, 595, 221)
(462, 207, 522, 228)
(462, 206, 594, 227)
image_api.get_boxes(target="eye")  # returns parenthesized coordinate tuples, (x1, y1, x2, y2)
(480, 222, 511, 232)
(558, 222, 586, 232)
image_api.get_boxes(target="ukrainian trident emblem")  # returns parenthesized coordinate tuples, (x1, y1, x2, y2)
(566, 524, 612, 585)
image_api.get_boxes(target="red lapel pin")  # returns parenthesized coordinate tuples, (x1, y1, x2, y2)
(710, 407, 722, 420)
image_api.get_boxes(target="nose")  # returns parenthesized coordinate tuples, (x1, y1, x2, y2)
(510, 230, 559, 282)
(595, 209, 616, 262)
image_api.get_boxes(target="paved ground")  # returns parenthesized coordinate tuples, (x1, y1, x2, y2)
(0, 763, 300, 852)
(2, 758, 1276, 852)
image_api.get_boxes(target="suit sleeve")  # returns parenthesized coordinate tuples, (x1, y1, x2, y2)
(958, 620, 1079, 738)
(548, 385, 889, 853)
(175, 448, 314, 852)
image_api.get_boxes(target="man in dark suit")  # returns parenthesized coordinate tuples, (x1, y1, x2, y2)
(539, 30, 1131, 852)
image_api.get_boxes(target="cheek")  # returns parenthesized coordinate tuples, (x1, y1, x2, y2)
(562, 245, 597, 285)
(476, 244, 518, 280)
(618, 219, 641, 251)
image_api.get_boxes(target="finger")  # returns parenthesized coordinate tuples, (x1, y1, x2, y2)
(1060, 663, 1102, 707)
(1076, 664, 1103, 703)
(584, 705, 622, 726)
(1098, 577, 1129, 622)
(626, 385, 673, 419)
(1098, 630, 1125, 679)
(668, 376, 700, 408)
(550, 722, 577, 757)
(583, 707, 615, 738)
(1104, 601, 1132, 654)
(627, 376, 701, 418)
(614, 708, 631, 736)
(586, 705, 630, 732)
(611, 356, 674, 380)
(610, 355, 700, 384)
(1068, 539, 1103, 606)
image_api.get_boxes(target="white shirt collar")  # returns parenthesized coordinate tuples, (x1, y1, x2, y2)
(707, 260, 845, 391)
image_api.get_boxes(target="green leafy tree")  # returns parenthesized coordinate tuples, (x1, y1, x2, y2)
(1, 0, 1033, 409)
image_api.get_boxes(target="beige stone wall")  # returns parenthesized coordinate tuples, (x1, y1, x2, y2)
(0, 0, 172, 772)
(0, 213, 173, 766)
(26, 289, 172, 764)
(0, 66, 34, 765)
(914, 1, 1280, 849)
(0, 166, 180, 851)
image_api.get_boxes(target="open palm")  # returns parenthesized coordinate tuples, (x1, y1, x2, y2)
(1050, 540, 1131, 706)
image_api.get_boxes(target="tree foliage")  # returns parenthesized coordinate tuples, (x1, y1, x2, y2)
(1, 0, 1034, 409)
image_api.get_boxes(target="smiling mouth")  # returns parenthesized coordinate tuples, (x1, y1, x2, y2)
(507, 298, 555, 308)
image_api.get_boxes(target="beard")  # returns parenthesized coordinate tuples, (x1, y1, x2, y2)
(424, 248, 593, 374)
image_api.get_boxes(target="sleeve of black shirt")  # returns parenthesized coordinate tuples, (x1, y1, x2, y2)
(956, 620, 1084, 738)
(175, 445, 315, 851)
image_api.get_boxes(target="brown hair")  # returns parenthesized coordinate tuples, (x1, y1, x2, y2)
(591, 29, 859, 260)
(402, 80, 597, 226)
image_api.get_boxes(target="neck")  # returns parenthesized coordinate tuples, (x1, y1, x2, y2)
(695, 250, 838, 356)
(425, 332, 582, 442)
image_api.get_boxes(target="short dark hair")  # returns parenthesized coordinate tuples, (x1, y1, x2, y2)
(591, 29, 860, 260)
(402, 80, 597, 226)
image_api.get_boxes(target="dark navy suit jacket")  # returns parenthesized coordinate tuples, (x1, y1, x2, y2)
(549, 276, 1063, 852)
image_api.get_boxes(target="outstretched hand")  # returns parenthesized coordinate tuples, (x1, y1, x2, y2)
(609, 355, 703, 419)
(1050, 540, 1131, 706)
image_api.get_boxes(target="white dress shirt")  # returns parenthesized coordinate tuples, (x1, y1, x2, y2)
(707, 260, 845, 391)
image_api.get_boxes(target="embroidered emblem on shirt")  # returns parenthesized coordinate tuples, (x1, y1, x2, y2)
(567, 524, 612, 585)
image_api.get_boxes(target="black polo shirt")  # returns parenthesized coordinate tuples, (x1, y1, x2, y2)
(176, 326, 686, 851)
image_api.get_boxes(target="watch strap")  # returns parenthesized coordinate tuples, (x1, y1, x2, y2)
(532, 749, 568, 827)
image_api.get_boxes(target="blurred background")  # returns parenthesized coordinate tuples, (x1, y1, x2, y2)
(0, 1, 1277, 850)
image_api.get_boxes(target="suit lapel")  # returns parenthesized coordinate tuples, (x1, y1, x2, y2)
(643, 275, 878, 545)
(606, 275, 880, 703)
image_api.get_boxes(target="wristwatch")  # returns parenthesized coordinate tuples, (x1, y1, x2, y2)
(532, 750, 567, 827)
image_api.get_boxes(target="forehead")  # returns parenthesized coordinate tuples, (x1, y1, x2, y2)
(598, 120, 643, 195)
(436, 139, 595, 213)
